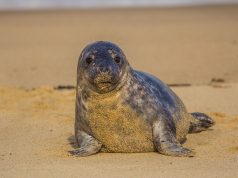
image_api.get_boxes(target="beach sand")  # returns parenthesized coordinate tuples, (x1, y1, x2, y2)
(0, 5, 238, 178)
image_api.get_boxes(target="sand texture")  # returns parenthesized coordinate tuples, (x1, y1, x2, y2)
(0, 5, 238, 178)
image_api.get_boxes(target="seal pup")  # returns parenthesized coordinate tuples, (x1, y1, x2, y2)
(71, 41, 214, 157)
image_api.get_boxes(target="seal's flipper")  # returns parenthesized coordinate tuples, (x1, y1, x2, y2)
(189, 112, 215, 133)
(158, 144, 194, 157)
(69, 145, 101, 157)
(70, 131, 102, 156)
(153, 119, 194, 157)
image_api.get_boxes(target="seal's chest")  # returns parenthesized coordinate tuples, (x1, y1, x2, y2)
(87, 95, 154, 152)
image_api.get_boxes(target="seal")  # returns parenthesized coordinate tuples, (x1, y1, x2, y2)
(71, 41, 215, 157)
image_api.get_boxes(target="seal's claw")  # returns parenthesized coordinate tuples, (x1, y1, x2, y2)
(69, 148, 94, 157)
(161, 145, 194, 157)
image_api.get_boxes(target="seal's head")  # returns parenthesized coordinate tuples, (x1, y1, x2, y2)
(78, 41, 130, 93)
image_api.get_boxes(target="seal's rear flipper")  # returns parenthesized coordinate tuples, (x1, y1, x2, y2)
(189, 112, 215, 133)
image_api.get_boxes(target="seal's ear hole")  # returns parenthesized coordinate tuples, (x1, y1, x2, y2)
(86, 57, 93, 65)
(114, 56, 121, 64)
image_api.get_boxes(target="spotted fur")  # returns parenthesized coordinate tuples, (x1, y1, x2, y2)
(71, 41, 214, 157)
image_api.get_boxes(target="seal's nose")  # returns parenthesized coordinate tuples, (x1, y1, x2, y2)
(96, 59, 114, 74)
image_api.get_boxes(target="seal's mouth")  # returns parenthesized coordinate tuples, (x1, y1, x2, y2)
(98, 81, 112, 84)
(93, 73, 115, 90)
(90, 71, 120, 93)
(97, 81, 113, 90)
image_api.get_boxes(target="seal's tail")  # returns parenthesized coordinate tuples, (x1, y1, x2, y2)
(189, 112, 215, 133)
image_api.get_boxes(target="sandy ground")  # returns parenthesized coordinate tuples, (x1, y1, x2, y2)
(0, 5, 238, 178)
(0, 85, 238, 178)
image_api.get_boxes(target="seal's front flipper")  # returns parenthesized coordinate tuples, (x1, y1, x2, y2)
(157, 143, 194, 157)
(70, 131, 102, 157)
(153, 120, 194, 157)
(69, 146, 100, 157)
(189, 112, 215, 133)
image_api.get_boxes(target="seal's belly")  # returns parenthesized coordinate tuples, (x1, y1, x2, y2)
(87, 96, 154, 153)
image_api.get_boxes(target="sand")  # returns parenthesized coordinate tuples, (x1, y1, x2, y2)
(0, 5, 238, 178)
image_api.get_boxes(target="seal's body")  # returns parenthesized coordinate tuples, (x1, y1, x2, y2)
(72, 41, 214, 157)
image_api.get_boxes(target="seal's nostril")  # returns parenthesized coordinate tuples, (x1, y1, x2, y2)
(114, 56, 121, 64)
(86, 57, 93, 65)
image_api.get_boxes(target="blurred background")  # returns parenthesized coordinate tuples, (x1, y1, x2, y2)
(0, 0, 238, 87)
(0, 0, 238, 10)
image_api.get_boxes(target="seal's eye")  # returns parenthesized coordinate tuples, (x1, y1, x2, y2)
(85, 57, 93, 65)
(114, 56, 121, 64)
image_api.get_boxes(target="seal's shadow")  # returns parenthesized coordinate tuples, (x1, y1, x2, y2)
(68, 135, 77, 149)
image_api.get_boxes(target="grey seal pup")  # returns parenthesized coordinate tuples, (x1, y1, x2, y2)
(71, 41, 214, 157)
